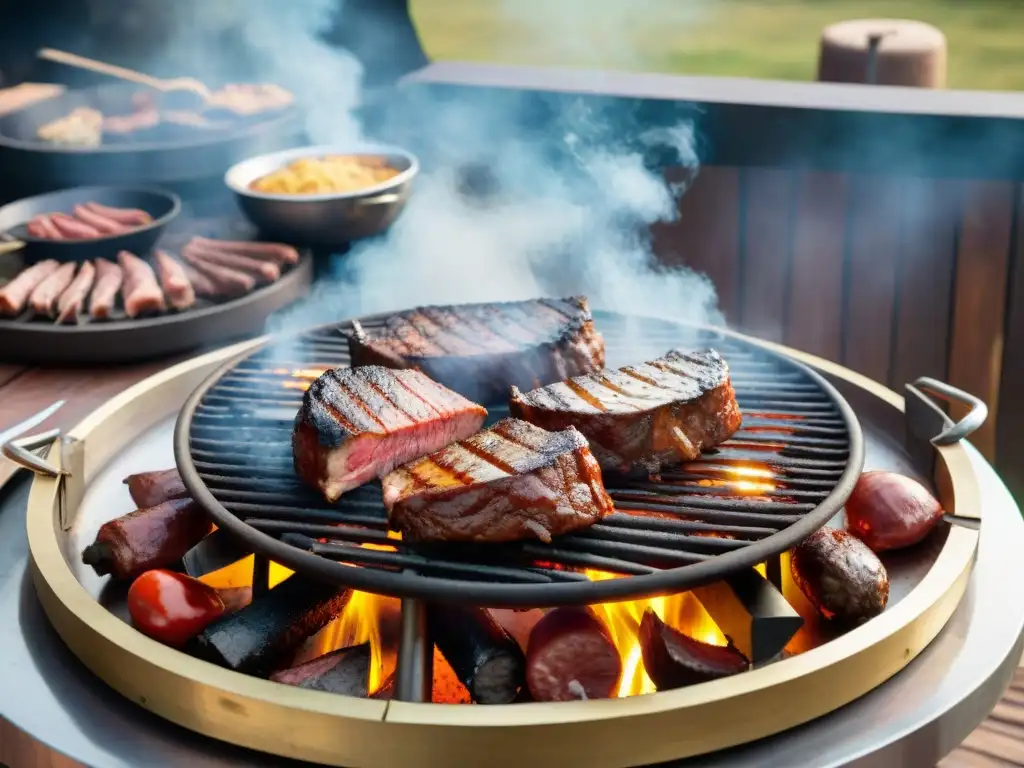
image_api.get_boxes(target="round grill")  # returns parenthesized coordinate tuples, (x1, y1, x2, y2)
(174, 310, 865, 606)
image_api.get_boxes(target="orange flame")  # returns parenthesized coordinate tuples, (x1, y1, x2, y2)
(586, 570, 728, 697)
(271, 368, 329, 392)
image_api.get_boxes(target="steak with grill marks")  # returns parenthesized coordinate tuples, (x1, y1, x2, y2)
(347, 297, 605, 404)
(382, 418, 613, 544)
(509, 349, 742, 474)
(293, 366, 487, 503)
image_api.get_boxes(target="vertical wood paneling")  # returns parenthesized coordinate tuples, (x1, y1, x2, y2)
(947, 180, 1015, 460)
(786, 172, 848, 360)
(889, 178, 960, 390)
(996, 185, 1024, 496)
(652, 166, 742, 322)
(740, 168, 797, 341)
(841, 175, 901, 382)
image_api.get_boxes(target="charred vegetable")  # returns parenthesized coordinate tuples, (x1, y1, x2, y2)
(190, 576, 351, 676)
(845, 471, 944, 553)
(123, 468, 189, 509)
(791, 528, 889, 626)
(638, 609, 748, 691)
(82, 498, 212, 580)
(127, 569, 226, 647)
(270, 644, 371, 696)
(428, 603, 526, 704)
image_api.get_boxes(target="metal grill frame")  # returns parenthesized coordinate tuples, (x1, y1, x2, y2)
(173, 310, 865, 606)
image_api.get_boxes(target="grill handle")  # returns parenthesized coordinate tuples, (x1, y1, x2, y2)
(904, 377, 987, 482)
(1, 428, 64, 477)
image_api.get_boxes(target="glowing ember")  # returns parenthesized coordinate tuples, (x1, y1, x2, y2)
(586, 570, 728, 697)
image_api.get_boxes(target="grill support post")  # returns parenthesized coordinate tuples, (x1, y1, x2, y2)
(395, 597, 433, 702)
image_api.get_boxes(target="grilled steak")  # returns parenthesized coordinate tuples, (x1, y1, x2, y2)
(293, 366, 487, 503)
(509, 349, 742, 474)
(383, 418, 613, 544)
(347, 297, 605, 404)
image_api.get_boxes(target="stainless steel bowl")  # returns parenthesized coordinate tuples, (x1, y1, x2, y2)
(224, 143, 418, 247)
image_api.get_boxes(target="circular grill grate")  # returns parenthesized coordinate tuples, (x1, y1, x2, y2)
(174, 310, 865, 606)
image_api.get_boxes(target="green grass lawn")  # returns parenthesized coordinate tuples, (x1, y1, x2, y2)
(410, 0, 1024, 91)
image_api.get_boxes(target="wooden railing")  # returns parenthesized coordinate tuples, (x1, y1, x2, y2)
(367, 61, 1024, 499)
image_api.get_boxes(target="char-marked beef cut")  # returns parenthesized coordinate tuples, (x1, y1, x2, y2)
(509, 349, 742, 474)
(347, 297, 605, 404)
(293, 366, 487, 503)
(382, 418, 613, 544)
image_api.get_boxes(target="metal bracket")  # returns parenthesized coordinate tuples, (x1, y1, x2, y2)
(904, 377, 987, 481)
(1, 428, 64, 477)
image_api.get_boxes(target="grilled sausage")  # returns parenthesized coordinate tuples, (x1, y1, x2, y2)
(190, 236, 299, 265)
(180, 263, 221, 297)
(72, 204, 129, 235)
(81, 497, 213, 581)
(50, 213, 101, 240)
(526, 607, 622, 701)
(26, 214, 63, 240)
(845, 471, 944, 553)
(28, 261, 77, 317)
(84, 202, 152, 227)
(638, 608, 748, 691)
(154, 250, 196, 310)
(89, 257, 123, 320)
(55, 260, 96, 324)
(182, 242, 280, 282)
(123, 468, 190, 508)
(790, 527, 889, 626)
(428, 603, 526, 704)
(118, 250, 166, 317)
(181, 251, 256, 296)
(0, 259, 59, 315)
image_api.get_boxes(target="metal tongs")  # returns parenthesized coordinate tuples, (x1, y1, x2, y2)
(0, 400, 66, 478)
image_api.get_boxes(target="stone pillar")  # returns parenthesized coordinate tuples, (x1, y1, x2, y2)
(817, 19, 947, 87)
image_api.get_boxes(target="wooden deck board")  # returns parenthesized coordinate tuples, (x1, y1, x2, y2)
(942, 666, 1024, 766)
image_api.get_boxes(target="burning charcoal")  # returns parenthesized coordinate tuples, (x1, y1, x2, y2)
(82, 498, 213, 581)
(189, 576, 351, 676)
(526, 607, 622, 702)
(428, 603, 526, 705)
(638, 609, 748, 691)
(371, 672, 396, 700)
(510, 348, 742, 474)
(123, 468, 189, 509)
(270, 643, 370, 696)
(347, 297, 604, 404)
(790, 528, 889, 626)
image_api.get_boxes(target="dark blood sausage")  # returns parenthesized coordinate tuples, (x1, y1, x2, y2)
(50, 212, 101, 240)
(181, 251, 256, 296)
(81, 498, 213, 581)
(293, 366, 487, 503)
(526, 607, 622, 701)
(28, 261, 77, 317)
(384, 418, 613, 544)
(347, 297, 606, 404)
(55, 260, 96, 324)
(84, 202, 153, 226)
(190, 235, 299, 265)
(182, 242, 280, 282)
(26, 214, 63, 240)
(118, 250, 167, 317)
(269, 643, 371, 695)
(123, 468, 189, 508)
(154, 250, 196, 309)
(0, 259, 59, 316)
(72, 203, 129, 235)
(428, 603, 526, 704)
(845, 471, 944, 553)
(189, 576, 352, 676)
(89, 257, 123, 320)
(638, 608, 748, 691)
(790, 527, 889, 626)
(510, 349, 743, 473)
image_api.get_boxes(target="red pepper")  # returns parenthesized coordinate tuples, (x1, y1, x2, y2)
(127, 569, 226, 647)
